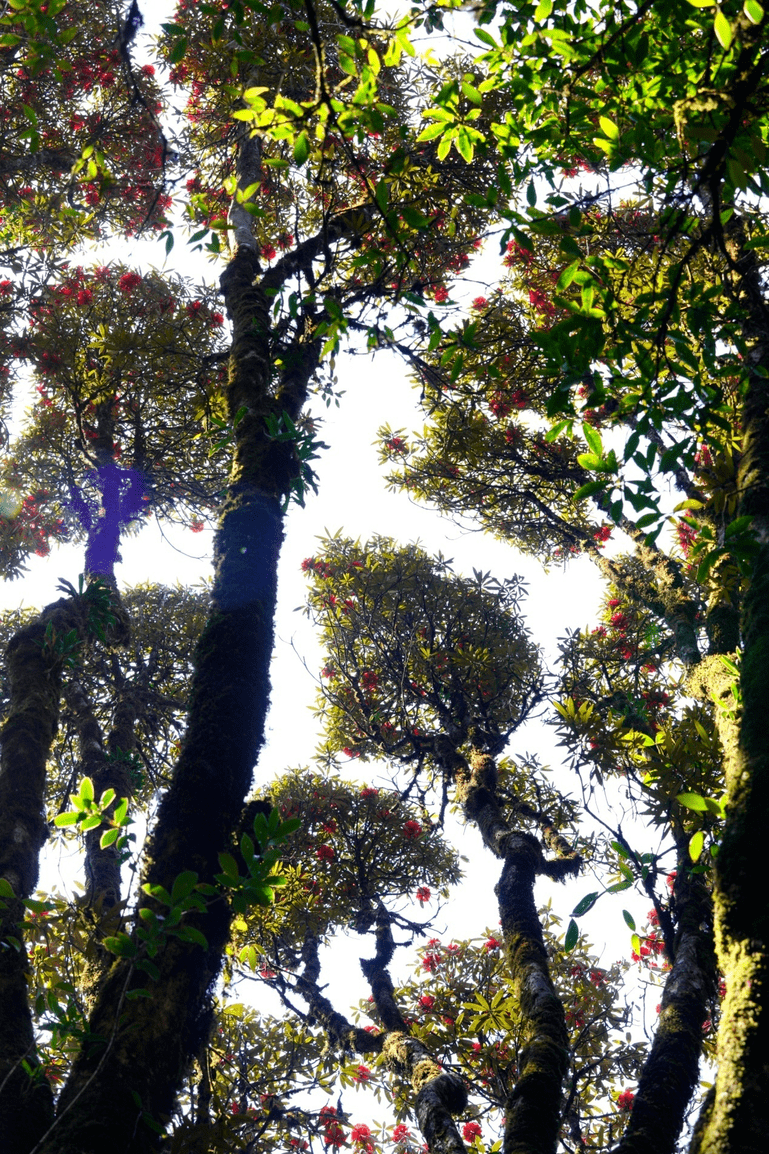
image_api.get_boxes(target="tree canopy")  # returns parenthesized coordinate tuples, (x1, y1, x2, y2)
(0, 0, 768, 1152)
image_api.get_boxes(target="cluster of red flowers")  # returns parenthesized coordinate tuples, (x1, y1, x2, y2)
(631, 930, 665, 965)
(352, 1065, 370, 1084)
(462, 1121, 482, 1142)
(392, 1125, 410, 1143)
(677, 519, 697, 558)
(302, 556, 335, 579)
(118, 272, 142, 294)
(528, 288, 555, 317)
(617, 1089, 635, 1112)
(484, 936, 502, 951)
(350, 1124, 373, 1152)
(416, 886, 431, 904)
(320, 1105, 346, 1148)
(384, 435, 408, 454)
(422, 939, 443, 972)
(504, 239, 533, 267)
(360, 787, 379, 798)
(403, 820, 422, 840)
(592, 524, 612, 546)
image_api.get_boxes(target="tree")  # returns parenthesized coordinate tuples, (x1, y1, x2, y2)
(1, 0, 769, 1152)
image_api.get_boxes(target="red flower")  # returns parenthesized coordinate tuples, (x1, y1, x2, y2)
(118, 272, 142, 293)
(360, 787, 379, 798)
(403, 820, 422, 840)
(433, 285, 449, 303)
(351, 1125, 372, 1144)
(484, 936, 501, 951)
(416, 886, 431, 904)
(190, 518, 204, 533)
(419, 994, 435, 1010)
(316, 844, 334, 861)
(76, 289, 93, 306)
(353, 1065, 370, 1083)
(462, 1122, 482, 1142)
(392, 1125, 410, 1142)
(471, 296, 488, 310)
(617, 1089, 634, 1112)
(261, 243, 277, 262)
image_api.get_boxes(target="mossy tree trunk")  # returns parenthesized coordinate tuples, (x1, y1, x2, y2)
(689, 217, 769, 1154)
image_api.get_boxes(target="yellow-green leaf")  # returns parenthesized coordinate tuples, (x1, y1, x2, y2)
(714, 7, 733, 47)
(599, 116, 619, 141)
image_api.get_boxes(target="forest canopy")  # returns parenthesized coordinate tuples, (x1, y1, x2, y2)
(0, 0, 768, 1152)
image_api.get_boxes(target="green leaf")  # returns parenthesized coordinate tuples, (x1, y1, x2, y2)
(689, 830, 705, 861)
(556, 260, 580, 290)
(100, 828, 120, 848)
(174, 925, 208, 948)
(744, 0, 764, 20)
(218, 852, 240, 880)
(79, 777, 94, 802)
(622, 910, 636, 931)
(534, 0, 553, 17)
(401, 205, 431, 229)
(577, 452, 602, 470)
(583, 423, 603, 456)
(168, 37, 187, 64)
(293, 131, 310, 166)
(677, 791, 708, 812)
(572, 891, 600, 917)
(564, 918, 579, 953)
(714, 7, 733, 48)
(54, 812, 80, 827)
(0, 877, 15, 898)
(104, 933, 137, 958)
(171, 871, 199, 903)
(573, 479, 609, 501)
